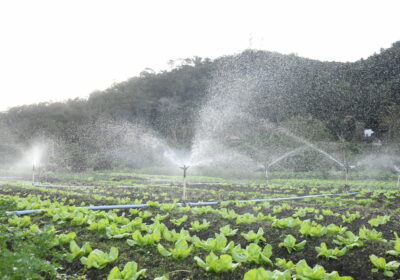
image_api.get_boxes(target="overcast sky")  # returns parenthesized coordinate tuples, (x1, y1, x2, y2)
(0, 0, 399, 112)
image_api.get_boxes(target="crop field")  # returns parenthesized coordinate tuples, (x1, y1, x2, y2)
(1, 175, 400, 280)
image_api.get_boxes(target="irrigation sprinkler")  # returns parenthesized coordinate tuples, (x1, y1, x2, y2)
(32, 163, 35, 185)
(263, 163, 270, 186)
(180, 165, 189, 201)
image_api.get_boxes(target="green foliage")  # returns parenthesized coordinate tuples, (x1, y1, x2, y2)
(368, 215, 390, 227)
(106, 224, 133, 239)
(299, 220, 327, 237)
(162, 228, 191, 243)
(127, 230, 161, 247)
(80, 247, 119, 269)
(333, 231, 364, 249)
(107, 261, 146, 280)
(194, 252, 239, 273)
(279, 234, 307, 253)
(369, 254, 400, 277)
(66, 240, 93, 262)
(193, 233, 234, 253)
(241, 228, 266, 244)
(295, 259, 353, 280)
(236, 213, 258, 224)
(275, 258, 295, 270)
(231, 243, 273, 266)
(243, 267, 292, 280)
(359, 226, 386, 242)
(190, 219, 210, 232)
(387, 232, 400, 257)
(326, 224, 348, 235)
(272, 217, 302, 229)
(157, 239, 193, 259)
(219, 224, 238, 236)
(8, 215, 31, 228)
(0, 199, 59, 279)
(341, 211, 360, 223)
(170, 215, 188, 226)
(315, 242, 347, 259)
(217, 208, 238, 220)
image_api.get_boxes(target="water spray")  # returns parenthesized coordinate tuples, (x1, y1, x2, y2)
(180, 165, 189, 201)
(263, 146, 307, 186)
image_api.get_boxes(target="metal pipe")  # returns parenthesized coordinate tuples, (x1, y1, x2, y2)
(32, 164, 35, 185)
(6, 191, 360, 216)
(180, 165, 189, 201)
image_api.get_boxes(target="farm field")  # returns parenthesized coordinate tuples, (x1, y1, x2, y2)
(1, 175, 400, 280)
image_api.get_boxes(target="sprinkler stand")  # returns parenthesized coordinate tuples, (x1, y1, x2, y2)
(180, 165, 189, 201)
(32, 163, 35, 185)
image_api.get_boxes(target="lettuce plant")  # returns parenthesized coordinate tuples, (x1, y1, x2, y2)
(219, 225, 238, 237)
(71, 212, 89, 226)
(138, 210, 152, 219)
(315, 242, 347, 259)
(326, 224, 348, 235)
(368, 215, 390, 227)
(243, 268, 292, 280)
(170, 215, 188, 226)
(257, 213, 277, 222)
(241, 228, 266, 244)
(341, 211, 360, 223)
(236, 213, 258, 225)
(160, 203, 176, 212)
(162, 228, 191, 243)
(369, 254, 400, 277)
(194, 252, 239, 273)
(299, 220, 327, 237)
(279, 234, 307, 253)
(387, 232, 400, 257)
(152, 213, 169, 222)
(65, 240, 92, 262)
(88, 219, 110, 233)
(190, 219, 210, 232)
(107, 261, 146, 280)
(231, 243, 273, 266)
(275, 258, 295, 270)
(127, 230, 161, 247)
(217, 208, 238, 220)
(8, 215, 31, 228)
(80, 247, 118, 269)
(295, 260, 353, 280)
(272, 217, 302, 229)
(157, 239, 193, 259)
(333, 231, 364, 249)
(106, 224, 133, 239)
(359, 226, 386, 242)
(193, 233, 234, 253)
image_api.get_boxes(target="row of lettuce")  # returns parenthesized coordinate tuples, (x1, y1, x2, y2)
(2, 186, 400, 279)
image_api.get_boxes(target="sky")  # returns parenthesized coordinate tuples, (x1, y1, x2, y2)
(0, 0, 399, 112)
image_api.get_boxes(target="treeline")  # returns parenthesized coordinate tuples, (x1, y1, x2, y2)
(1, 42, 399, 171)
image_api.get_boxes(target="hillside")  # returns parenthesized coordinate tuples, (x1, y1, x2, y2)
(1, 42, 399, 170)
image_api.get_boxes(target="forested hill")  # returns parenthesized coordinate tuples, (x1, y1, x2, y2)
(1, 42, 399, 170)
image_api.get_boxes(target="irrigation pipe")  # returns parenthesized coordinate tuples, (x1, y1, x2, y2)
(6, 191, 359, 216)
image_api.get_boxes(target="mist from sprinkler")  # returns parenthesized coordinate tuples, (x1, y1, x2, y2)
(262, 146, 307, 185)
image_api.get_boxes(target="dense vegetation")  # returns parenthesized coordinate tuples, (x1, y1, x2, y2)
(1, 174, 400, 279)
(1, 42, 399, 171)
